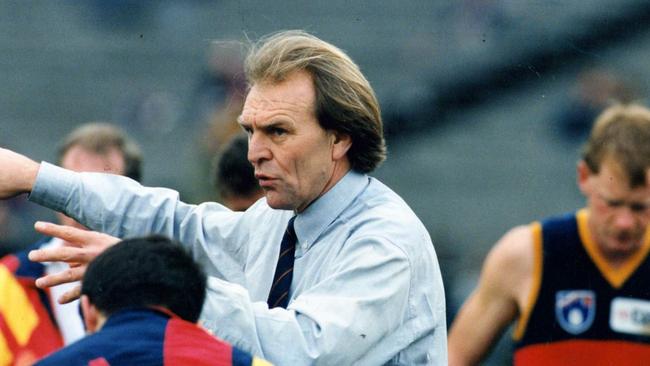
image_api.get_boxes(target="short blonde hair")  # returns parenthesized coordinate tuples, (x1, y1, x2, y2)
(245, 30, 386, 173)
(58, 122, 142, 182)
(582, 103, 650, 187)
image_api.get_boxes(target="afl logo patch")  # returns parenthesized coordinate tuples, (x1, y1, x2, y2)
(555, 290, 596, 334)
(610, 297, 650, 335)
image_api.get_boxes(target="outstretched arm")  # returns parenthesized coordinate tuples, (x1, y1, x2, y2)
(29, 162, 254, 281)
(448, 225, 534, 366)
(0, 148, 39, 198)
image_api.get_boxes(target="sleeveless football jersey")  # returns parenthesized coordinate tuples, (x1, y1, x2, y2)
(513, 209, 650, 365)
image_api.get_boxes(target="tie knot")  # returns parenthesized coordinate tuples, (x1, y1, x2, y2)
(285, 216, 296, 239)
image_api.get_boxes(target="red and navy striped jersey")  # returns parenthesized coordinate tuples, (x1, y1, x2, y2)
(34, 308, 271, 366)
(513, 209, 650, 365)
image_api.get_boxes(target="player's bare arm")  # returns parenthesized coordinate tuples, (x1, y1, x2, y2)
(448, 224, 535, 366)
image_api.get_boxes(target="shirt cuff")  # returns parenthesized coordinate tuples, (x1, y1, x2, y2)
(29, 161, 78, 212)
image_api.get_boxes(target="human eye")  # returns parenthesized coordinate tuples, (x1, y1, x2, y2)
(269, 126, 287, 136)
(598, 193, 623, 208)
(606, 199, 624, 208)
(630, 202, 650, 213)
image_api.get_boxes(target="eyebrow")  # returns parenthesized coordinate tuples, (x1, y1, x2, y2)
(237, 116, 293, 129)
(598, 192, 650, 205)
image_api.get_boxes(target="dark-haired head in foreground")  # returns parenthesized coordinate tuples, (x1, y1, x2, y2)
(81, 235, 206, 329)
(36, 236, 271, 365)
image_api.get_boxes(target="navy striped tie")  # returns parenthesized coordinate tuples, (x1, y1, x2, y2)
(267, 217, 297, 309)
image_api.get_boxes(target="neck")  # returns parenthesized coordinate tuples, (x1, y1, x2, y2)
(296, 160, 351, 213)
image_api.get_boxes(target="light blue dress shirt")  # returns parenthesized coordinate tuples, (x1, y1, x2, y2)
(30, 162, 447, 365)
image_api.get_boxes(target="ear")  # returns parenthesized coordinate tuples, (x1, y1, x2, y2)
(330, 132, 352, 161)
(81, 295, 100, 334)
(577, 160, 593, 195)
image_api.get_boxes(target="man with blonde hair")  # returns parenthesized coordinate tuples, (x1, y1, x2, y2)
(0, 30, 446, 365)
(449, 104, 650, 365)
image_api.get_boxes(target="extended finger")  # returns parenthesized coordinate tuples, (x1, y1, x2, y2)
(28, 246, 93, 264)
(34, 266, 85, 288)
(58, 285, 82, 304)
(34, 221, 91, 244)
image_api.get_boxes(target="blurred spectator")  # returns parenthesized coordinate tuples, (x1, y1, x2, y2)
(213, 133, 263, 211)
(195, 42, 246, 156)
(191, 42, 247, 155)
(186, 42, 248, 201)
(553, 67, 637, 142)
(0, 122, 142, 365)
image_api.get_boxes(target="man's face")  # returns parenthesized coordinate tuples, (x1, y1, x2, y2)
(239, 70, 350, 212)
(58, 145, 125, 228)
(579, 158, 650, 261)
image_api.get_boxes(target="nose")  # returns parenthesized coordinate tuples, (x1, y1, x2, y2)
(612, 207, 636, 230)
(247, 133, 272, 166)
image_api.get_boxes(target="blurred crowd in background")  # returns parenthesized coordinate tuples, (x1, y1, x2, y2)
(2, 1, 650, 364)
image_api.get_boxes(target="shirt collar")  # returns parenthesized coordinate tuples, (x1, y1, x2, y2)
(294, 170, 368, 251)
(103, 307, 172, 329)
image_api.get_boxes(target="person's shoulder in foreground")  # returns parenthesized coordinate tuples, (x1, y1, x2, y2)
(36, 308, 271, 366)
(35, 235, 271, 366)
(448, 103, 650, 365)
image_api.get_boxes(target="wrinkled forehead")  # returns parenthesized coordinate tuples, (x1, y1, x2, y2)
(240, 71, 316, 124)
